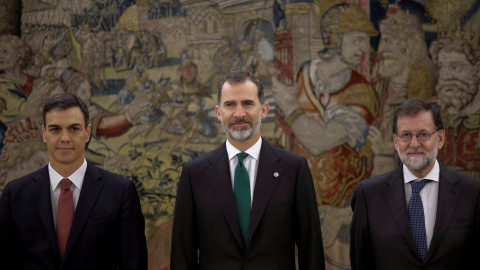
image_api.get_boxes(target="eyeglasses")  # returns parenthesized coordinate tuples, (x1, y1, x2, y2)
(396, 130, 439, 142)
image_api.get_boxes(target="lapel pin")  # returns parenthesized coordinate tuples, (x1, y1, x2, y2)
(273, 172, 279, 177)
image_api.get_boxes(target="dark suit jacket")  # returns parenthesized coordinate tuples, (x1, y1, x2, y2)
(0, 162, 148, 270)
(170, 140, 325, 270)
(350, 163, 480, 269)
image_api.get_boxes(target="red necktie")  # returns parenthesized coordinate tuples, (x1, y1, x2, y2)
(57, 178, 73, 259)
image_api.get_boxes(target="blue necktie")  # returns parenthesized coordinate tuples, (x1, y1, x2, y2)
(408, 179, 429, 261)
(234, 152, 250, 245)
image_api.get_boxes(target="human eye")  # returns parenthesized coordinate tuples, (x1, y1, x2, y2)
(398, 133, 411, 140)
(243, 99, 256, 106)
(417, 132, 430, 140)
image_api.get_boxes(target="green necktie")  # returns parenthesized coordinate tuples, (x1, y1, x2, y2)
(234, 152, 250, 245)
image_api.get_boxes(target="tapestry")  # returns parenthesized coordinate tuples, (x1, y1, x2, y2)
(0, 0, 479, 269)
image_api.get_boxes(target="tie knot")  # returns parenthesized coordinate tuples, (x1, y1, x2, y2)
(410, 179, 429, 193)
(60, 178, 72, 190)
(237, 152, 249, 163)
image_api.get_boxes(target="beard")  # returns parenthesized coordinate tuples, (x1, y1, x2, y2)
(341, 52, 362, 68)
(221, 114, 262, 142)
(398, 139, 438, 172)
(378, 52, 407, 78)
(436, 77, 479, 113)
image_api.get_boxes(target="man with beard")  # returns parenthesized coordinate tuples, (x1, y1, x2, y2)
(370, 9, 437, 176)
(350, 98, 480, 269)
(429, 36, 480, 178)
(170, 70, 325, 270)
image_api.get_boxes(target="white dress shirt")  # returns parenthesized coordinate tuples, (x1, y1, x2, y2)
(226, 137, 262, 205)
(403, 160, 440, 249)
(49, 159, 87, 228)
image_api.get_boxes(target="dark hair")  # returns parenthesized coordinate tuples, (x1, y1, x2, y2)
(217, 70, 265, 104)
(43, 93, 90, 127)
(392, 97, 443, 134)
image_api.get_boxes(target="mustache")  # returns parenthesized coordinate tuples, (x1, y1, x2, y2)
(405, 147, 426, 154)
(229, 118, 252, 125)
(436, 79, 473, 92)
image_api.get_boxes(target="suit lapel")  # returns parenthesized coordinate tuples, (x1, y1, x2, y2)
(382, 166, 419, 257)
(33, 166, 60, 259)
(205, 143, 245, 249)
(248, 141, 282, 244)
(62, 162, 104, 263)
(425, 164, 461, 263)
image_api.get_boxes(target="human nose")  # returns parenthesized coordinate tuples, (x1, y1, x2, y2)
(409, 134, 421, 147)
(60, 130, 70, 142)
(233, 106, 247, 118)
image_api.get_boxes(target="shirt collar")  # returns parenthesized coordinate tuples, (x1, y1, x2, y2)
(403, 159, 440, 183)
(49, 158, 87, 192)
(226, 137, 262, 162)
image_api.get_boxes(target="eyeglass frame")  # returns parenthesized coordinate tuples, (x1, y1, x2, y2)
(395, 129, 440, 142)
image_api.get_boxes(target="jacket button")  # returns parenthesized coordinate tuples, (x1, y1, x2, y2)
(243, 259, 248, 267)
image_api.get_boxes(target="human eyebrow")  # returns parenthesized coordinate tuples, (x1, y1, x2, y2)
(417, 130, 434, 136)
(47, 124, 60, 129)
(223, 100, 236, 106)
(242, 99, 255, 105)
(70, 123, 83, 130)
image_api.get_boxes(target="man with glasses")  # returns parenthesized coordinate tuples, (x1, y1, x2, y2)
(350, 97, 480, 269)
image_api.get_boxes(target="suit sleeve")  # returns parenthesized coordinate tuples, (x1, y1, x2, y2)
(117, 180, 148, 270)
(295, 157, 326, 270)
(350, 182, 374, 270)
(170, 163, 199, 270)
(0, 184, 15, 270)
(476, 190, 480, 254)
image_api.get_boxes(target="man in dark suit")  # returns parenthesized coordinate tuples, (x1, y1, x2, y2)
(170, 70, 325, 269)
(0, 93, 147, 269)
(350, 97, 480, 269)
